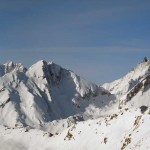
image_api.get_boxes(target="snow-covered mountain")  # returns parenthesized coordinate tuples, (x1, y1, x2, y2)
(0, 59, 150, 150)
(0, 60, 113, 129)
(103, 60, 150, 109)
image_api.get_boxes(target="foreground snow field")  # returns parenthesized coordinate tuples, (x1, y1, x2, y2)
(0, 59, 150, 150)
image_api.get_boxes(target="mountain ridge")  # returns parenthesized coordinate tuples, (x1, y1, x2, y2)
(0, 60, 114, 128)
(0, 59, 150, 150)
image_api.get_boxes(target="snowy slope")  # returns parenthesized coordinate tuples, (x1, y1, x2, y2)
(103, 60, 150, 97)
(0, 107, 150, 150)
(103, 60, 150, 109)
(0, 59, 150, 150)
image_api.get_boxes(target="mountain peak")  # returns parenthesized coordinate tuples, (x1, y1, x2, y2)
(0, 61, 26, 77)
(4, 60, 14, 66)
(27, 60, 48, 78)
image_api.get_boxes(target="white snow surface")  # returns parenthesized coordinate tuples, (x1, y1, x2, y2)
(0, 59, 150, 150)
(103, 60, 150, 97)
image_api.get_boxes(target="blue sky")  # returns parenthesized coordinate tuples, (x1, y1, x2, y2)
(0, 0, 150, 84)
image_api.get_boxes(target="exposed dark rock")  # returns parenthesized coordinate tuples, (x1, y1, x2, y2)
(140, 105, 148, 113)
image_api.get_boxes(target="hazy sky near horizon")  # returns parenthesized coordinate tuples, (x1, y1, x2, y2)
(0, 0, 150, 84)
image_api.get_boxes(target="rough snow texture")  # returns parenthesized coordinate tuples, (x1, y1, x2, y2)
(0, 59, 150, 150)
